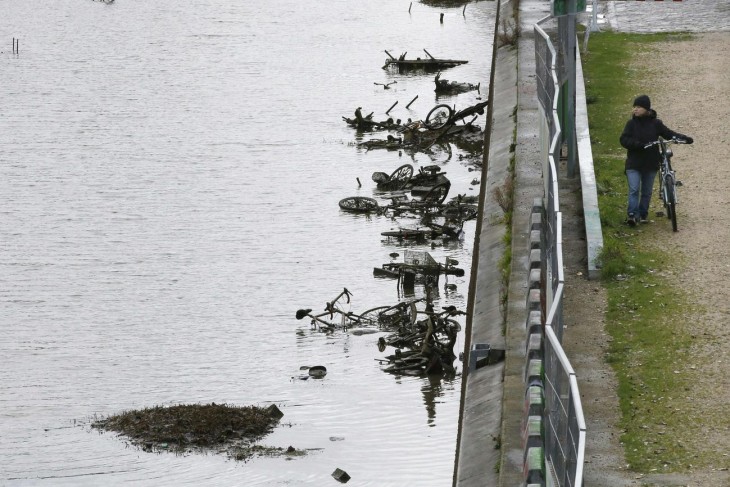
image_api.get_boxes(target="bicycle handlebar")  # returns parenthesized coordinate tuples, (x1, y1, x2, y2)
(643, 137, 688, 150)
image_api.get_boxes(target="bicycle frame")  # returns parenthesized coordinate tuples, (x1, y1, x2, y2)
(645, 137, 684, 232)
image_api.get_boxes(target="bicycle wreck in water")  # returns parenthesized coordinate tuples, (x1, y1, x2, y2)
(338, 164, 478, 245)
(373, 250, 464, 286)
(295, 46, 486, 381)
(295, 288, 465, 376)
(381, 49, 468, 73)
(342, 99, 488, 152)
(434, 72, 479, 96)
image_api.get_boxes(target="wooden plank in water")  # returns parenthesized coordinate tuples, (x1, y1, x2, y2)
(382, 49, 467, 71)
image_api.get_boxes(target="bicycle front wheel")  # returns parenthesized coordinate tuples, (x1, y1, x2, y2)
(664, 178, 678, 232)
(662, 174, 677, 232)
(425, 104, 453, 130)
(338, 196, 379, 213)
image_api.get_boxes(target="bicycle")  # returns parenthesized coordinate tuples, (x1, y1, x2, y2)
(295, 288, 375, 331)
(296, 289, 422, 331)
(339, 181, 451, 216)
(380, 219, 464, 243)
(644, 137, 688, 232)
(376, 305, 465, 375)
(424, 100, 489, 131)
(338, 165, 451, 214)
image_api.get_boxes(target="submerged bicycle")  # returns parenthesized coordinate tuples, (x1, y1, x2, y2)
(424, 100, 489, 131)
(644, 137, 688, 232)
(295, 288, 423, 331)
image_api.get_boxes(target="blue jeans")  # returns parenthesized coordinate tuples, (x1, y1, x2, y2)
(626, 169, 657, 218)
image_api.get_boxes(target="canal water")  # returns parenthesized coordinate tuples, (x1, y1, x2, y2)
(0, 1, 495, 485)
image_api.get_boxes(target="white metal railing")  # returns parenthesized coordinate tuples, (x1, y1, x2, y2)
(533, 17, 586, 487)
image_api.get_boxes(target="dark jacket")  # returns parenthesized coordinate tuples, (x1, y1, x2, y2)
(619, 109, 689, 171)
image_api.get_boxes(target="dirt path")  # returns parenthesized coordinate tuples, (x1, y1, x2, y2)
(563, 31, 730, 486)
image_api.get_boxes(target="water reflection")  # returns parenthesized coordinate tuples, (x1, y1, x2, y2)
(422, 373, 455, 426)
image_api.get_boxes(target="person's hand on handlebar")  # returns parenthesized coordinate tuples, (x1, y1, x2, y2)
(644, 136, 694, 149)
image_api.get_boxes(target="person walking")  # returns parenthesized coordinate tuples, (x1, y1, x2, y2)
(619, 94, 693, 226)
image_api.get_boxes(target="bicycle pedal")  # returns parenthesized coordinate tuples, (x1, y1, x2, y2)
(675, 180, 683, 186)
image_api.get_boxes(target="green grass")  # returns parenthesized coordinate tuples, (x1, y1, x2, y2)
(582, 31, 710, 472)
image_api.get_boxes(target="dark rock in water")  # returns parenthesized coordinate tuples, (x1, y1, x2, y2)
(332, 468, 351, 483)
(308, 365, 327, 378)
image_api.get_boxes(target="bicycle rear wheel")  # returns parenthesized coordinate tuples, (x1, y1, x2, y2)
(425, 104, 453, 130)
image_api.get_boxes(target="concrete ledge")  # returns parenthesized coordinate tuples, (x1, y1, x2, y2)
(453, 1, 517, 484)
(576, 47, 604, 279)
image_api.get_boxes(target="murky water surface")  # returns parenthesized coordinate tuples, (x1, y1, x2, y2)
(0, 1, 494, 485)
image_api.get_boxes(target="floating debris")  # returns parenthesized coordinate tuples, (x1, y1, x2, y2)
(342, 107, 402, 131)
(332, 467, 351, 483)
(308, 365, 327, 378)
(92, 403, 290, 461)
(373, 250, 464, 283)
(434, 72, 479, 95)
(382, 49, 468, 72)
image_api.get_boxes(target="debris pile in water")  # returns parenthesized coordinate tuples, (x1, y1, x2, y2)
(92, 402, 296, 461)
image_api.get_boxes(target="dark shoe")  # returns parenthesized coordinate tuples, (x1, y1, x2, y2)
(640, 216, 649, 224)
(626, 214, 637, 227)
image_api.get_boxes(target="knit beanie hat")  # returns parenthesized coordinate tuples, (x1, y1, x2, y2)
(633, 95, 651, 110)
